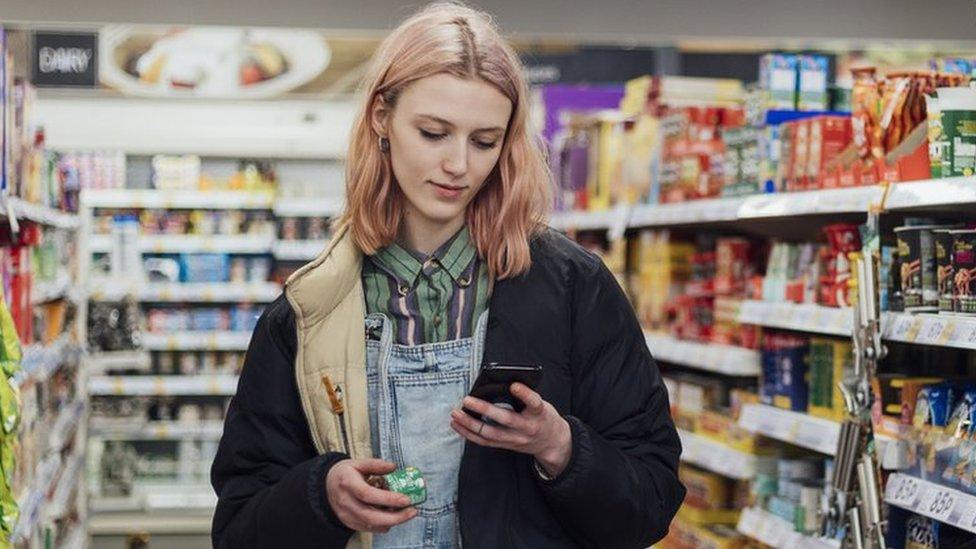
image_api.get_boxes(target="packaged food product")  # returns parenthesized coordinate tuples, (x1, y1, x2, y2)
(934, 230, 956, 313)
(913, 384, 953, 429)
(808, 337, 853, 421)
(952, 230, 976, 315)
(366, 467, 427, 506)
(896, 225, 951, 312)
(937, 86, 976, 177)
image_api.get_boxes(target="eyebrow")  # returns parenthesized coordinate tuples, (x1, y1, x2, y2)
(415, 114, 505, 134)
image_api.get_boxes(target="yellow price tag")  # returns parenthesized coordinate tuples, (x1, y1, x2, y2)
(208, 333, 219, 350)
(113, 378, 126, 395)
(905, 317, 924, 342)
(167, 336, 178, 351)
(202, 287, 216, 301)
(938, 321, 956, 345)
(153, 424, 170, 438)
(154, 377, 167, 395)
(208, 377, 222, 394)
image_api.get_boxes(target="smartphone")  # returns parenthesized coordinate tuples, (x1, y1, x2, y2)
(464, 363, 543, 421)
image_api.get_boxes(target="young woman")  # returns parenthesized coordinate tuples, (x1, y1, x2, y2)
(211, 3, 684, 548)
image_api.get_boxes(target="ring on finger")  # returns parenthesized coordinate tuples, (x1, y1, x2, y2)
(478, 421, 486, 435)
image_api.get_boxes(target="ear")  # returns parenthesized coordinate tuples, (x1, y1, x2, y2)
(370, 94, 390, 138)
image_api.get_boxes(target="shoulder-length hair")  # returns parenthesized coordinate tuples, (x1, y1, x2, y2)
(337, 2, 552, 279)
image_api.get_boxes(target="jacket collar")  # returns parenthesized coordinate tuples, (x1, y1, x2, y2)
(285, 224, 363, 327)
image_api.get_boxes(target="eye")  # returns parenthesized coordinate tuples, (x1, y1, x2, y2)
(472, 138, 498, 150)
(419, 129, 446, 141)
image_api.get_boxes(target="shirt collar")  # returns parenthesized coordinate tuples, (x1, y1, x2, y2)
(370, 226, 477, 288)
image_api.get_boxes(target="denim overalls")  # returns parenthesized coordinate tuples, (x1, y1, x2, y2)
(365, 309, 489, 549)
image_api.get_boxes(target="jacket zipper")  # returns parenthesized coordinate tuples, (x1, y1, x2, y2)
(321, 374, 352, 456)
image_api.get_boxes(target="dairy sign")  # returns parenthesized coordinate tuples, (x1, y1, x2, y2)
(31, 31, 98, 87)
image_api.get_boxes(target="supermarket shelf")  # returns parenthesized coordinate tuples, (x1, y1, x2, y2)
(550, 177, 976, 231)
(883, 312, 976, 350)
(32, 273, 77, 305)
(737, 507, 840, 549)
(90, 419, 225, 441)
(738, 403, 840, 455)
(89, 374, 239, 396)
(273, 239, 327, 261)
(738, 301, 976, 351)
(12, 454, 63, 542)
(44, 454, 84, 521)
(81, 188, 275, 210)
(273, 196, 343, 218)
(15, 337, 82, 392)
(86, 350, 152, 373)
(550, 208, 628, 232)
(48, 399, 85, 452)
(89, 281, 281, 303)
(738, 301, 853, 337)
(885, 473, 976, 534)
(645, 332, 760, 376)
(89, 511, 213, 535)
(677, 428, 761, 480)
(141, 330, 252, 351)
(1, 196, 81, 230)
(91, 484, 217, 515)
(88, 233, 275, 254)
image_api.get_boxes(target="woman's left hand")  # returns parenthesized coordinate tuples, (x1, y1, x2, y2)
(450, 382, 572, 478)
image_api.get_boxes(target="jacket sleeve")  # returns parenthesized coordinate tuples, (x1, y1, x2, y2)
(211, 296, 355, 548)
(536, 258, 685, 548)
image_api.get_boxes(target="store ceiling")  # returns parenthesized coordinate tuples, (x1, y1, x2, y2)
(5, 0, 976, 46)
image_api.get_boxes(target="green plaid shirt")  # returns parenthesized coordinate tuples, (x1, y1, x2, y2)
(362, 226, 491, 345)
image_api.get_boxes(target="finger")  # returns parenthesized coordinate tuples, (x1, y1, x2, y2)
(350, 458, 398, 476)
(450, 409, 522, 443)
(450, 417, 506, 448)
(511, 383, 545, 413)
(460, 397, 525, 430)
(350, 478, 413, 509)
(345, 498, 418, 532)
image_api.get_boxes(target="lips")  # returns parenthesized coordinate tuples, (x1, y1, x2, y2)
(429, 181, 466, 191)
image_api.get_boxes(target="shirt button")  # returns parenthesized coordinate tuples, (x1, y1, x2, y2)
(433, 315, 442, 326)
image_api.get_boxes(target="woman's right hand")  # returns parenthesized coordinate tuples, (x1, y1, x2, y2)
(325, 458, 418, 533)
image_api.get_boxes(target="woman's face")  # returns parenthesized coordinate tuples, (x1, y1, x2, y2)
(374, 73, 513, 234)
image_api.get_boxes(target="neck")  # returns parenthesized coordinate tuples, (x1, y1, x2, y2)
(399, 212, 466, 257)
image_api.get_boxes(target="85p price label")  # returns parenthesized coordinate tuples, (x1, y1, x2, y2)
(890, 476, 920, 507)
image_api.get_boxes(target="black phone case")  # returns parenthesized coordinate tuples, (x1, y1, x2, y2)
(464, 363, 543, 420)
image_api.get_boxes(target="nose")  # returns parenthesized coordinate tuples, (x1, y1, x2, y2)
(441, 139, 468, 177)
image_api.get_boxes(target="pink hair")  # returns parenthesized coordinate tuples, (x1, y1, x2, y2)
(337, 2, 552, 279)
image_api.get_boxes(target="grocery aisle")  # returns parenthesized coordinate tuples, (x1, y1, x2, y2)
(1, 5, 976, 549)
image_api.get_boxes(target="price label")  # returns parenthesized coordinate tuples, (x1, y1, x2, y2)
(891, 315, 916, 341)
(154, 378, 167, 396)
(153, 240, 165, 253)
(167, 336, 178, 351)
(112, 378, 126, 395)
(922, 488, 957, 522)
(153, 424, 171, 438)
(207, 377, 222, 395)
(948, 322, 976, 349)
(207, 333, 219, 351)
(202, 287, 216, 301)
(889, 475, 920, 507)
(937, 320, 957, 345)
(958, 499, 976, 533)
(920, 318, 948, 344)
(905, 317, 925, 342)
(159, 286, 173, 301)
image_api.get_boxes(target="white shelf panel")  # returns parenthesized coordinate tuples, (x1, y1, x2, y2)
(1, 196, 81, 230)
(549, 208, 625, 232)
(15, 337, 82, 391)
(88, 233, 275, 254)
(738, 300, 853, 337)
(89, 511, 214, 535)
(882, 312, 976, 350)
(91, 484, 217, 514)
(88, 375, 239, 396)
(273, 239, 327, 261)
(885, 473, 976, 534)
(44, 454, 84, 521)
(49, 399, 85, 452)
(273, 196, 343, 218)
(31, 273, 76, 305)
(89, 281, 281, 303)
(82, 188, 275, 210)
(738, 403, 840, 455)
(86, 350, 152, 373)
(141, 330, 252, 351)
(549, 177, 976, 231)
(677, 429, 761, 480)
(737, 506, 840, 549)
(90, 420, 224, 441)
(645, 332, 760, 376)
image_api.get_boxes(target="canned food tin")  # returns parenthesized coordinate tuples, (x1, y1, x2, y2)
(895, 225, 949, 312)
(952, 230, 976, 315)
(935, 230, 956, 313)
